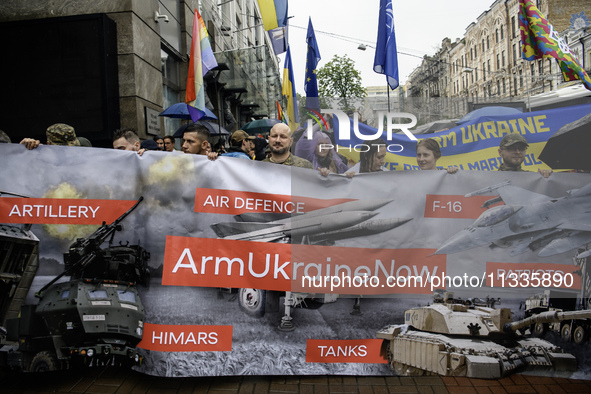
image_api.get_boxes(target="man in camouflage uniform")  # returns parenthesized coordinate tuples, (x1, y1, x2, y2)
(497, 133, 552, 177)
(20, 123, 81, 149)
(263, 123, 313, 169)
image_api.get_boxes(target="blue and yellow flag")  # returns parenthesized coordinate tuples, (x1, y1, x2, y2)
(519, 0, 591, 91)
(257, 0, 288, 31)
(282, 46, 299, 131)
(304, 18, 321, 111)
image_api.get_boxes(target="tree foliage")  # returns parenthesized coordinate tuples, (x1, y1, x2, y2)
(316, 54, 366, 99)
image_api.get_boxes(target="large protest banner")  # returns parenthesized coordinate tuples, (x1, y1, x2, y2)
(332, 102, 591, 171)
(0, 143, 590, 377)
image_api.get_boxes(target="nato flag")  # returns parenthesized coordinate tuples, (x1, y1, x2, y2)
(373, 0, 399, 90)
(304, 18, 321, 110)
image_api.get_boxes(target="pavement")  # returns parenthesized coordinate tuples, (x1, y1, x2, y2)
(2, 367, 591, 394)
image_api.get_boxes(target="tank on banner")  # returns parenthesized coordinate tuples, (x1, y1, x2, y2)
(519, 258, 591, 344)
(377, 291, 577, 379)
(0, 197, 150, 372)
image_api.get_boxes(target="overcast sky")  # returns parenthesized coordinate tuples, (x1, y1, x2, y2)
(281, 0, 495, 94)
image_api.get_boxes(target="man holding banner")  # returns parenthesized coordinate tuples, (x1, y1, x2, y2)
(498, 134, 552, 177)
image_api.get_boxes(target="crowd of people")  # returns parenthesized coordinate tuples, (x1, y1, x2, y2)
(1, 118, 555, 178)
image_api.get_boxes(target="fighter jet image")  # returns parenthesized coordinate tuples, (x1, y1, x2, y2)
(211, 199, 411, 244)
(211, 199, 412, 329)
(436, 181, 591, 257)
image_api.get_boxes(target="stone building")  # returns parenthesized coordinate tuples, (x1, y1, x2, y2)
(0, 0, 282, 147)
(406, 0, 591, 122)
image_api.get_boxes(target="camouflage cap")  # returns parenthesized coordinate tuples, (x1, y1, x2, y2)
(230, 130, 255, 144)
(499, 133, 528, 148)
(46, 123, 80, 146)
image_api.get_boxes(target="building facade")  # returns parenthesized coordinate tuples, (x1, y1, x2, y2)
(0, 0, 282, 147)
(405, 0, 591, 122)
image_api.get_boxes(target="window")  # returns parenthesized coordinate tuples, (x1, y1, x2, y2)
(503, 78, 506, 94)
(538, 60, 543, 75)
(487, 36, 490, 50)
(497, 54, 500, 70)
(482, 39, 485, 52)
(487, 59, 491, 74)
(88, 290, 108, 299)
(117, 290, 136, 303)
(483, 62, 486, 80)
(502, 51, 506, 67)
(475, 68, 478, 81)
(161, 48, 182, 136)
(514, 77, 518, 95)
(511, 16, 516, 38)
(512, 44, 517, 65)
(501, 25, 504, 40)
(496, 29, 499, 43)
(497, 80, 501, 95)
(519, 70, 524, 88)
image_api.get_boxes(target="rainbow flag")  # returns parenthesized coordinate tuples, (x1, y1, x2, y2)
(257, 0, 288, 31)
(185, 9, 218, 122)
(276, 100, 283, 121)
(519, 0, 591, 91)
(282, 46, 299, 131)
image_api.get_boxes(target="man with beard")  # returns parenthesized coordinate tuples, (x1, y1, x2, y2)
(263, 123, 313, 168)
(498, 133, 551, 177)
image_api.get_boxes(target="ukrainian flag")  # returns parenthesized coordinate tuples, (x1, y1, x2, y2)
(257, 0, 288, 31)
(282, 46, 299, 131)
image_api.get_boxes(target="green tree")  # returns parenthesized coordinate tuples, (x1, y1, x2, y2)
(316, 54, 366, 113)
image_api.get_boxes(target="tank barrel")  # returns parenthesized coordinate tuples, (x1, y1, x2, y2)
(504, 309, 591, 332)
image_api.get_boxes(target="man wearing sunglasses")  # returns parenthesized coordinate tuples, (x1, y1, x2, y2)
(498, 133, 552, 177)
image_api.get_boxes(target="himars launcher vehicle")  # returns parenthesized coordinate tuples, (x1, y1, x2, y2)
(0, 196, 149, 372)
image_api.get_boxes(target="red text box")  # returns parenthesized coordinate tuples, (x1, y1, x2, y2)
(194, 188, 353, 215)
(486, 262, 581, 289)
(305, 339, 387, 363)
(424, 194, 502, 219)
(137, 323, 232, 352)
(0, 198, 137, 225)
(162, 236, 446, 295)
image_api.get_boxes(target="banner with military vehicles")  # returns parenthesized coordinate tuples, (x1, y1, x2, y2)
(1, 143, 590, 378)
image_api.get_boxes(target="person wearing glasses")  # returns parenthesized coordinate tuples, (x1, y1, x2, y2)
(498, 133, 552, 177)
